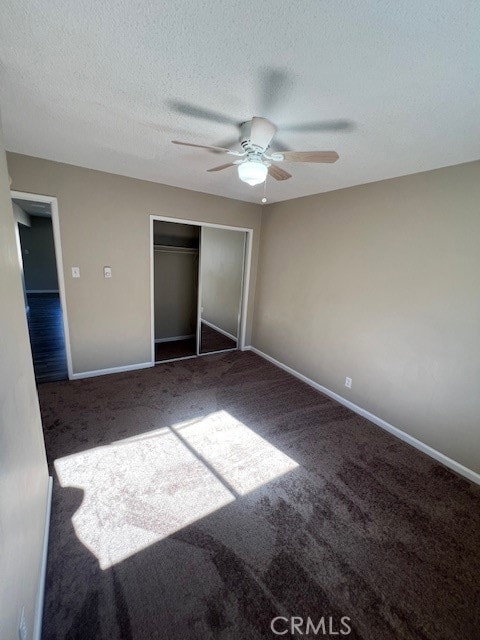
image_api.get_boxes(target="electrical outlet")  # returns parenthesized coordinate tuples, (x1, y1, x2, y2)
(103, 266, 112, 278)
(18, 606, 27, 640)
(345, 377, 352, 389)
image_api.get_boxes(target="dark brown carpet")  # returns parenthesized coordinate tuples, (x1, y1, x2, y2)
(155, 337, 196, 361)
(154, 324, 235, 362)
(201, 322, 236, 352)
(38, 351, 480, 639)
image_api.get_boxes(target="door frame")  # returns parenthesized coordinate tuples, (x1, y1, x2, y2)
(11, 190, 73, 379)
(149, 215, 253, 366)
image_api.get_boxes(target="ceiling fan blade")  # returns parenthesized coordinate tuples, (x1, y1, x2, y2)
(279, 119, 354, 133)
(168, 100, 238, 126)
(207, 163, 236, 172)
(258, 67, 292, 116)
(276, 150, 339, 163)
(268, 165, 292, 181)
(172, 140, 231, 153)
(250, 117, 277, 149)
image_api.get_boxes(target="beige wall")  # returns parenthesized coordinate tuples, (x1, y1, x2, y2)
(154, 250, 198, 340)
(0, 118, 49, 638)
(253, 161, 480, 474)
(201, 227, 245, 338)
(7, 153, 261, 374)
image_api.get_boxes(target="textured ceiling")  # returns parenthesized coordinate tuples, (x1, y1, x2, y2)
(1, 1, 479, 204)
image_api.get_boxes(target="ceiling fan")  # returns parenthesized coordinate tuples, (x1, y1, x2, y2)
(172, 116, 339, 187)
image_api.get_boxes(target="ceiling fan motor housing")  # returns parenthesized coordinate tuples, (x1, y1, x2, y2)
(239, 118, 276, 156)
(240, 121, 263, 155)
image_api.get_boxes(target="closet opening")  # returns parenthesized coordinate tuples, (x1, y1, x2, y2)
(150, 216, 252, 365)
(153, 221, 199, 363)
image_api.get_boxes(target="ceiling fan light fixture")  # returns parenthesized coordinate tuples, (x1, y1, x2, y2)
(237, 160, 268, 186)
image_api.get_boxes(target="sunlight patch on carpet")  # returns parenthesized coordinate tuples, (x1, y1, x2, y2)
(172, 410, 298, 495)
(54, 410, 298, 569)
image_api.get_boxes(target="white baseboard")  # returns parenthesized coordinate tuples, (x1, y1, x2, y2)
(155, 334, 195, 344)
(201, 319, 236, 342)
(245, 346, 480, 486)
(33, 476, 53, 640)
(26, 289, 59, 294)
(70, 361, 153, 380)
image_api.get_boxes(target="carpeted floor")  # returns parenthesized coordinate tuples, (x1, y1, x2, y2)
(38, 351, 480, 639)
(201, 322, 236, 352)
(154, 324, 236, 362)
(155, 336, 196, 361)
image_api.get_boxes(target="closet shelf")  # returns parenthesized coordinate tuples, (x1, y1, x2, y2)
(154, 244, 199, 254)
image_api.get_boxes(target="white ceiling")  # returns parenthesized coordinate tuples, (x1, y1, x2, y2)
(1, 1, 479, 204)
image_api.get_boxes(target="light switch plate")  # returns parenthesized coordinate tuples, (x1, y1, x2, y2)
(72, 267, 80, 278)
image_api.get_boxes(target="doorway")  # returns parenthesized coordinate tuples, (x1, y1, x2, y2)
(11, 191, 72, 382)
(150, 216, 252, 364)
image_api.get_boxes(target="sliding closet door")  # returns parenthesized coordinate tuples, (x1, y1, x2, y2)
(199, 226, 246, 354)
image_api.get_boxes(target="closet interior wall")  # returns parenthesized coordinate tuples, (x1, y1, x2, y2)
(153, 221, 199, 362)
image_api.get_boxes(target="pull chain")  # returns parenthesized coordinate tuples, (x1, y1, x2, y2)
(261, 177, 267, 204)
